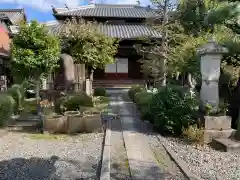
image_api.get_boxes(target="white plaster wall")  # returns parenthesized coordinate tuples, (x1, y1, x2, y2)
(117, 58, 128, 73)
(105, 62, 116, 73)
(105, 58, 128, 73)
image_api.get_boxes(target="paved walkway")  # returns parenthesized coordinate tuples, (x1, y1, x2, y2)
(117, 95, 162, 180)
(107, 89, 186, 180)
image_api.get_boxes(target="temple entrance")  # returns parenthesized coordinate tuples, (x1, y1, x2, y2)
(104, 58, 128, 80)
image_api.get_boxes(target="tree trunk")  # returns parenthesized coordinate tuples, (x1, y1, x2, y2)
(188, 73, 197, 97)
(159, 0, 169, 87)
(35, 80, 41, 115)
(90, 69, 94, 81)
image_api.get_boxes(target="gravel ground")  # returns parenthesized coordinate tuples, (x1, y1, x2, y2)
(157, 136, 240, 180)
(0, 132, 103, 180)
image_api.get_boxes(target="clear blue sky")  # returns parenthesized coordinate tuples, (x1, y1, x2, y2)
(0, 0, 152, 22)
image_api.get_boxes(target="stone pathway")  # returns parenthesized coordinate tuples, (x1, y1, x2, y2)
(107, 89, 187, 180)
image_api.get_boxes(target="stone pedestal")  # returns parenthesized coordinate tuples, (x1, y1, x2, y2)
(42, 78, 47, 90)
(85, 79, 93, 96)
(202, 115, 235, 143)
(197, 39, 232, 144)
(197, 38, 228, 111)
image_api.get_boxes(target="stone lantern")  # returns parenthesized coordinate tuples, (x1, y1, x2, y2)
(197, 38, 228, 112)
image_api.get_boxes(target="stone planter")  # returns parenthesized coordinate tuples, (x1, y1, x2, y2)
(81, 113, 102, 133)
(64, 111, 83, 134)
(44, 114, 68, 134)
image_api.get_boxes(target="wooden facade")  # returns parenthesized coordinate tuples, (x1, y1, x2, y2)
(49, 4, 162, 82)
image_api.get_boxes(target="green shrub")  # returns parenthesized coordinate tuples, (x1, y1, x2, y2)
(55, 92, 93, 113)
(0, 94, 15, 126)
(23, 99, 37, 114)
(135, 91, 154, 122)
(128, 86, 143, 102)
(54, 96, 67, 114)
(94, 88, 107, 97)
(7, 84, 25, 114)
(182, 125, 204, 143)
(150, 86, 198, 136)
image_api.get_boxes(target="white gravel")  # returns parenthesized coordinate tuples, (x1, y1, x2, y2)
(157, 135, 240, 180)
(0, 132, 103, 180)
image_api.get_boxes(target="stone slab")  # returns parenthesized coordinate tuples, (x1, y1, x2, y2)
(100, 120, 111, 180)
(212, 138, 240, 152)
(204, 116, 231, 130)
(118, 96, 162, 180)
(203, 129, 236, 143)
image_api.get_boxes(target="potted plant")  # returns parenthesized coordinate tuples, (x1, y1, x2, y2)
(202, 101, 232, 131)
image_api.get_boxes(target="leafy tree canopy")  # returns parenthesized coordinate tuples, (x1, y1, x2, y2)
(11, 20, 61, 81)
(61, 19, 119, 70)
(204, 0, 240, 34)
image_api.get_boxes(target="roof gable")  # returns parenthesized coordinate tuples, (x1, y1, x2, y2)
(53, 4, 159, 18)
(0, 9, 26, 24)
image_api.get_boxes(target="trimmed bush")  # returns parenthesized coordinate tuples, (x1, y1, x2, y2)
(128, 85, 143, 102)
(23, 99, 37, 114)
(54, 96, 67, 114)
(0, 94, 15, 126)
(135, 91, 154, 122)
(7, 84, 25, 114)
(55, 92, 93, 113)
(94, 88, 107, 97)
(150, 86, 198, 136)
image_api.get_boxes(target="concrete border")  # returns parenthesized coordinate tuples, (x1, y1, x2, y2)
(158, 137, 201, 180)
(100, 120, 111, 180)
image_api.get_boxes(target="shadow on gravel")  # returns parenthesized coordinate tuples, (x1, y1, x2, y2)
(0, 155, 99, 180)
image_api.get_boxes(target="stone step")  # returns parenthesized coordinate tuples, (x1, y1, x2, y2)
(8, 115, 41, 132)
(203, 129, 236, 143)
(211, 138, 240, 152)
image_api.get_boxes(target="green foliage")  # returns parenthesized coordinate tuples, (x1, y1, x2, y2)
(94, 88, 107, 97)
(149, 86, 198, 135)
(182, 124, 204, 143)
(135, 91, 154, 122)
(0, 94, 15, 126)
(128, 86, 143, 102)
(7, 84, 25, 114)
(55, 92, 93, 113)
(22, 99, 37, 114)
(178, 0, 215, 35)
(61, 19, 118, 70)
(204, 0, 240, 34)
(11, 20, 61, 80)
(54, 96, 67, 114)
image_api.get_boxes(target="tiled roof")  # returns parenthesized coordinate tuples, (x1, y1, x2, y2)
(54, 4, 159, 18)
(48, 22, 162, 39)
(0, 9, 25, 24)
